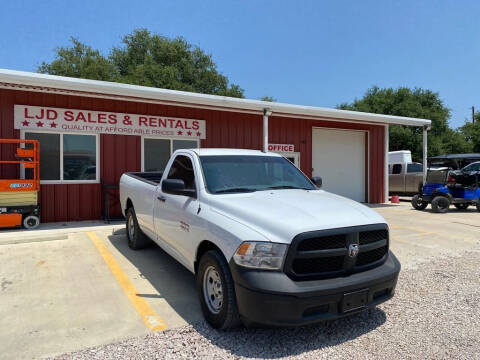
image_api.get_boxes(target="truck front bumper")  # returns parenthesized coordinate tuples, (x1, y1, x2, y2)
(229, 251, 400, 327)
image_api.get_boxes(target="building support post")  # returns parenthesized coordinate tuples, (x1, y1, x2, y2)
(384, 124, 389, 203)
(263, 108, 272, 152)
(422, 125, 429, 184)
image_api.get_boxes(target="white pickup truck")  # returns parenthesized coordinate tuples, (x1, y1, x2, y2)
(119, 148, 400, 329)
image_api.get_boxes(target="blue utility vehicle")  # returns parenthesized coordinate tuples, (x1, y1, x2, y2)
(411, 168, 480, 213)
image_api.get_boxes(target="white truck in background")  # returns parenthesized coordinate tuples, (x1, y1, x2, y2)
(119, 148, 400, 329)
(388, 150, 412, 164)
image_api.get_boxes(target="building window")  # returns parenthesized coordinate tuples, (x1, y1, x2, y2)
(24, 132, 99, 183)
(142, 137, 198, 172)
(25, 132, 60, 180)
(275, 152, 300, 168)
(144, 138, 170, 172)
(63, 134, 97, 180)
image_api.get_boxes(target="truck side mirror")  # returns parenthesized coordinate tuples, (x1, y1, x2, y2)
(162, 179, 196, 198)
(311, 176, 322, 188)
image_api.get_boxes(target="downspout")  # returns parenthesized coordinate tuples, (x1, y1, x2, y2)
(422, 124, 430, 184)
(384, 124, 389, 203)
(263, 108, 272, 152)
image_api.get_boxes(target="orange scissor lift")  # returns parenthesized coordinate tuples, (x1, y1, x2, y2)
(0, 139, 41, 229)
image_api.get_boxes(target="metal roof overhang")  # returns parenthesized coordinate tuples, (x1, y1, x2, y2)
(0, 69, 431, 128)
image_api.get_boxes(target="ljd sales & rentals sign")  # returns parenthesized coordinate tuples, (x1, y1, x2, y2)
(14, 105, 206, 139)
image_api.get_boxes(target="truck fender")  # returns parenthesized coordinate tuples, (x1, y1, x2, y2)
(194, 240, 224, 274)
(125, 198, 134, 211)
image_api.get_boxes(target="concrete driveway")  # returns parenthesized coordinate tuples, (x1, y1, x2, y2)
(0, 203, 479, 359)
(376, 202, 479, 267)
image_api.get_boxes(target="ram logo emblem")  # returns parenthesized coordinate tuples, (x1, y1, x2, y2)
(348, 244, 359, 258)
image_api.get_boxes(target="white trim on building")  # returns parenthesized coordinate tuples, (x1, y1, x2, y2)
(0, 69, 432, 128)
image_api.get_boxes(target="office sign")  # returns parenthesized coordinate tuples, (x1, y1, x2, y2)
(268, 143, 295, 152)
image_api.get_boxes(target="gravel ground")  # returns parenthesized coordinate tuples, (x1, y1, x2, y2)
(52, 248, 480, 360)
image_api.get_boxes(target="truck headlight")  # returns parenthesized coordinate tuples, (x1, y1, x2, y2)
(233, 242, 288, 270)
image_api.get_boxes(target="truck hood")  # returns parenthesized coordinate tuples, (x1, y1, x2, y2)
(206, 189, 387, 244)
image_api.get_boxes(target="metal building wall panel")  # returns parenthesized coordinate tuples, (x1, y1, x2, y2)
(0, 88, 386, 223)
(268, 116, 385, 203)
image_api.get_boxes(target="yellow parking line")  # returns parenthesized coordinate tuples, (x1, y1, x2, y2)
(87, 231, 167, 331)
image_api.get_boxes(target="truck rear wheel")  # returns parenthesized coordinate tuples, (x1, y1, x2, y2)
(125, 207, 151, 250)
(411, 194, 428, 210)
(431, 196, 450, 213)
(196, 250, 240, 329)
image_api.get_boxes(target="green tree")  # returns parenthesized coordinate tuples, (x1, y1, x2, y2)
(459, 113, 480, 152)
(38, 29, 244, 98)
(337, 86, 470, 161)
(38, 38, 118, 81)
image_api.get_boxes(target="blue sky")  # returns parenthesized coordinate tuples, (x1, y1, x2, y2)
(1, 0, 479, 128)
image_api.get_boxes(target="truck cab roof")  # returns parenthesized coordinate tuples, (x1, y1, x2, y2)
(186, 148, 283, 157)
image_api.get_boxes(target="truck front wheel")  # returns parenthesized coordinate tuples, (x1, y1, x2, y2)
(196, 250, 240, 329)
(125, 207, 151, 250)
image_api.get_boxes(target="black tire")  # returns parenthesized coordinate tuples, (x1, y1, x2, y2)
(431, 196, 450, 213)
(125, 207, 151, 250)
(23, 215, 40, 229)
(454, 203, 469, 210)
(196, 250, 240, 329)
(411, 194, 428, 210)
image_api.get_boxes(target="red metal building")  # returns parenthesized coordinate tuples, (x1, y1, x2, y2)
(0, 69, 431, 223)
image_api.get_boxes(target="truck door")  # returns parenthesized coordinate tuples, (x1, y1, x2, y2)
(153, 154, 201, 269)
(389, 163, 404, 193)
(405, 163, 424, 193)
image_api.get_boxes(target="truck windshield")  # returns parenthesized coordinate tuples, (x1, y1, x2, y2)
(199, 155, 316, 194)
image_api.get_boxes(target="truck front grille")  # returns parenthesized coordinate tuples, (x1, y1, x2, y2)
(356, 246, 388, 266)
(297, 234, 346, 251)
(359, 230, 388, 245)
(284, 224, 389, 281)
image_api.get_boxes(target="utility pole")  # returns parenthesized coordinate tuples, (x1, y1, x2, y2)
(473, 106, 475, 124)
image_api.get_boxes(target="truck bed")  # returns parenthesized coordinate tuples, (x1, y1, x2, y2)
(125, 172, 164, 185)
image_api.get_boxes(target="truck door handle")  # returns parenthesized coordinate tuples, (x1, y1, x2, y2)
(157, 196, 166, 202)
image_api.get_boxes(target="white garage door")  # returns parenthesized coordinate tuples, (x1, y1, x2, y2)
(312, 128, 366, 202)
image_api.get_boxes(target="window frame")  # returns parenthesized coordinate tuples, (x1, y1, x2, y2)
(167, 154, 197, 191)
(20, 130, 100, 184)
(141, 136, 200, 172)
